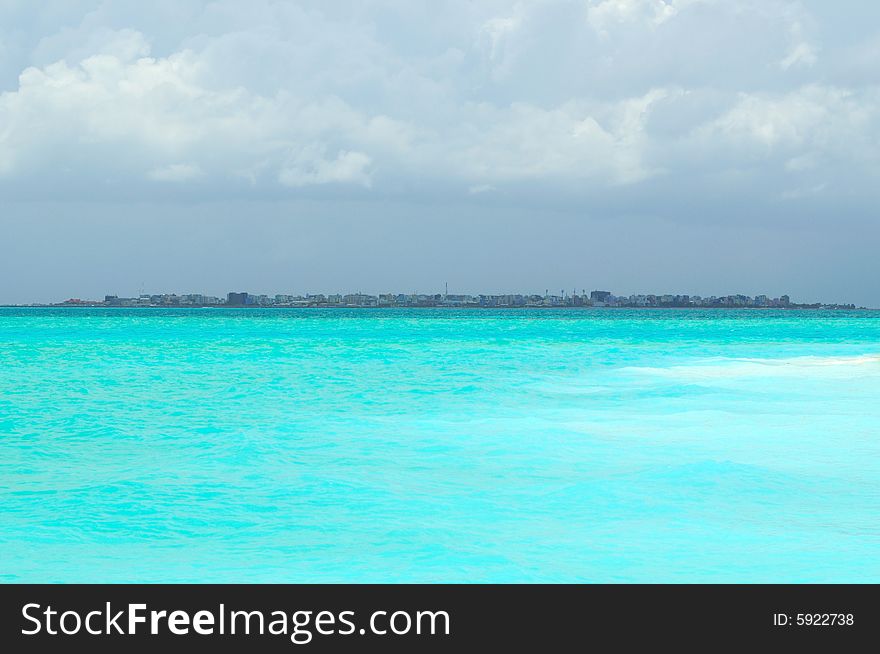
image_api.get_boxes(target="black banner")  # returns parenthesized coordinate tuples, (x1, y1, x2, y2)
(0, 584, 876, 650)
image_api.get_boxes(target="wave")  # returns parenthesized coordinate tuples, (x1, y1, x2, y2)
(625, 353, 880, 381)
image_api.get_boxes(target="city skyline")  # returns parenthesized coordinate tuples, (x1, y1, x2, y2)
(12, 288, 863, 310)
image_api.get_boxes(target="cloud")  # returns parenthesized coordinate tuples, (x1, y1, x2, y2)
(279, 149, 373, 188)
(0, 32, 389, 189)
(0, 0, 878, 205)
(780, 20, 818, 71)
(780, 182, 826, 200)
(468, 184, 496, 194)
(784, 153, 817, 172)
(0, 25, 667, 191)
(148, 163, 204, 182)
(587, 0, 683, 36)
(447, 89, 669, 186)
(687, 84, 878, 168)
(780, 42, 818, 70)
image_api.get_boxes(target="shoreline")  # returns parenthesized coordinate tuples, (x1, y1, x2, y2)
(3, 304, 872, 311)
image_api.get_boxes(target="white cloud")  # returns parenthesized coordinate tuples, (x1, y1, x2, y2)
(586, 0, 695, 37)
(279, 149, 373, 188)
(779, 19, 818, 71)
(780, 42, 817, 70)
(479, 6, 526, 80)
(784, 154, 817, 172)
(148, 162, 204, 182)
(0, 32, 386, 188)
(780, 182, 826, 200)
(0, 1, 878, 201)
(468, 184, 496, 194)
(481, 13, 523, 61)
(445, 95, 662, 186)
(694, 86, 863, 150)
(0, 26, 668, 190)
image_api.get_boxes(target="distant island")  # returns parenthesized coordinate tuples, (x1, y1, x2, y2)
(16, 290, 862, 309)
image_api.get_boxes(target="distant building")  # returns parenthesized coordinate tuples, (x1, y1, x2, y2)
(104, 295, 135, 306)
(44, 286, 843, 310)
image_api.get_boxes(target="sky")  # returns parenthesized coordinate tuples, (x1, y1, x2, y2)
(1, 1, 878, 306)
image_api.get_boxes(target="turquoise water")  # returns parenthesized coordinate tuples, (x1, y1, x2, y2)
(1, 307, 879, 583)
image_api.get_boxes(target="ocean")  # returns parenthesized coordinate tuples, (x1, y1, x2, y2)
(2, 308, 879, 582)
